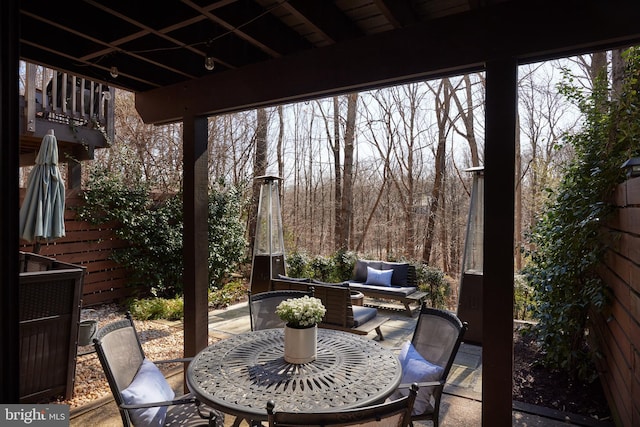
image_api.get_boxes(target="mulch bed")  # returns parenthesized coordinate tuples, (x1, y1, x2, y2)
(512, 327, 612, 422)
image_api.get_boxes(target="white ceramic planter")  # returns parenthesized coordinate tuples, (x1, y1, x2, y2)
(284, 324, 317, 364)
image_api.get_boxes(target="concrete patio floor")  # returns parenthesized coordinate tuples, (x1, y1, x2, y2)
(70, 300, 609, 426)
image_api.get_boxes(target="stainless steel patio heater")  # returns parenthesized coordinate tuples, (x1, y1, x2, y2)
(457, 166, 484, 345)
(250, 175, 286, 294)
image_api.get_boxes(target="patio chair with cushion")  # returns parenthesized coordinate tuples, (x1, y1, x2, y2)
(93, 312, 224, 427)
(389, 303, 467, 427)
(266, 383, 419, 427)
(248, 289, 313, 331)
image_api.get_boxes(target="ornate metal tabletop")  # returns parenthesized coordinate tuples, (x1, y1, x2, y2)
(186, 328, 402, 421)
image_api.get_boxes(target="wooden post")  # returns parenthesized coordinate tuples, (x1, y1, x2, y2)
(1, 0, 20, 403)
(182, 115, 209, 368)
(67, 159, 82, 190)
(483, 58, 516, 426)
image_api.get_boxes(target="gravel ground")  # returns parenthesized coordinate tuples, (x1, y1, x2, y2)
(53, 304, 213, 409)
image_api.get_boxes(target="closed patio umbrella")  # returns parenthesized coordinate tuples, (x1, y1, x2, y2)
(19, 129, 65, 252)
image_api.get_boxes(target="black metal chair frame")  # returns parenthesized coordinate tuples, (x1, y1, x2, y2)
(399, 303, 468, 427)
(266, 383, 419, 427)
(248, 289, 314, 331)
(93, 311, 223, 427)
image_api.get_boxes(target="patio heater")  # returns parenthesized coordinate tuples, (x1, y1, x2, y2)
(250, 175, 286, 294)
(457, 166, 484, 345)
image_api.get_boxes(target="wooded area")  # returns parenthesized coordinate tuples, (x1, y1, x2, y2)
(20, 53, 611, 280)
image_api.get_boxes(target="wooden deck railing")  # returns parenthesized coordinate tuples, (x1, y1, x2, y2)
(23, 62, 113, 132)
(20, 62, 115, 183)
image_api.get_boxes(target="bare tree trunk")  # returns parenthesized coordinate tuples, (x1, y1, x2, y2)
(514, 112, 522, 271)
(277, 105, 284, 208)
(331, 98, 342, 250)
(422, 79, 452, 264)
(590, 51, 607, 84)
(451, 74, 480, 167)
(317, 98, 343, 251)
(612, 48, 628, 99)
(306, 141, 312, 253)
(385, 184, 391, 257)
(355, 180, 385, 253)
(355, 156, 391, 253)
(364, 84, 427, 259)
(439, 170, 449, 272)
(248, 107, 268, 259)
(340, 93, 358, 251)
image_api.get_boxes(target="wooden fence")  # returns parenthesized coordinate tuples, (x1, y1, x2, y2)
(19, 190, 140, 307)
(595, 175, 640, 427)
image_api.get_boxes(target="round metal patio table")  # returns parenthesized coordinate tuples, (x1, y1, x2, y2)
(186, 328, 402, 423)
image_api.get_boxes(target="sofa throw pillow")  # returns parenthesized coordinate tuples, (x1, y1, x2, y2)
(381, 261, 410, 287)
(353, 260, 382, 282)
(121, 358, 175, 427)
(389, 341, 444, 415)
(364, 266, 393, 287)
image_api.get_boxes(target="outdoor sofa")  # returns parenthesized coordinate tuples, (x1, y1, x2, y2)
(347, 259, 427, 316)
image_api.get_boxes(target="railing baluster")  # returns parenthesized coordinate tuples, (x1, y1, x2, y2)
(26, 63, 36, 132)
(89, 80, 95, 119)
(41, 66, 48, 111)
(23, 63, 112, 138)
(51, 70, 59, 112)
(71, 75, 77, 116)
(61, 72, 68, 114)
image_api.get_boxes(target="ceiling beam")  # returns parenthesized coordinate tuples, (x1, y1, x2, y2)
(136, 0, 640, 124)
(373, 0, 417, 28)
(281, 0, 362, 44)
(183, 0, 279, 58)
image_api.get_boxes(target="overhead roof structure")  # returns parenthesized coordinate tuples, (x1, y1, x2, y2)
(5, 1, 640, 424)
(21, 0, 492, 93)
(20, 0, 640, 121)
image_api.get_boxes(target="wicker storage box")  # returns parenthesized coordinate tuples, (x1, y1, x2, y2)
(19, 252, 85, 403)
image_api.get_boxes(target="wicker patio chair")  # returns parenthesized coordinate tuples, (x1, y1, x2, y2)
(390, 303, 468, 427)
(266, 383, 418, 427)
(248, 289, 313, 331)
(93, 312, 224, 427)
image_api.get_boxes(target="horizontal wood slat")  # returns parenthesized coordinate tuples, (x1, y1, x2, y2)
(18, 192, 145, 307)
(595, 178, 640, 426)
(625, 176, 640, 206)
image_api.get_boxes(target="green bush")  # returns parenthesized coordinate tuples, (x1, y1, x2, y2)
(128, 296, 184, 320)
(309, 256, 335, 281)
(285, 250, 356, 282)
(79, 168, 246, 297)
(207, 187, 247, 287)
(514, 274, 536, 320)
(285, 252, 312, 278)
(415, 263, 450, 309)
(128, 281, 248, 320)
(333, 249, 357, 281)
(208, 280, 247, 308)
(524, 47, 640, 380)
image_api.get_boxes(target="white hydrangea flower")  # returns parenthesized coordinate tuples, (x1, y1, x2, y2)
(275, 296, 326, 328)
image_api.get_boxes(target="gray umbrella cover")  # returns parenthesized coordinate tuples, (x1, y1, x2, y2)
(19, 130, 66, 242)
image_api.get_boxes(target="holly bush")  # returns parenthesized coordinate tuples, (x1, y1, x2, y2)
(79, 168, 246, 297)
(525, 47, 640, 380)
